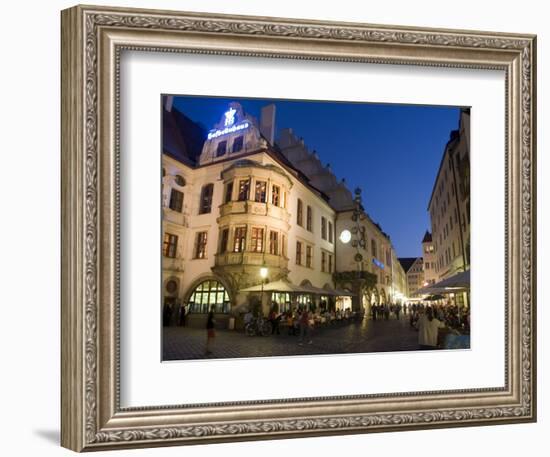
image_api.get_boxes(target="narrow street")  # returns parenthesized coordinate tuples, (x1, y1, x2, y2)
(163, 315, 424, 361)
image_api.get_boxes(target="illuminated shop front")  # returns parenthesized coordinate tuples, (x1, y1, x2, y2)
(186, 279, 230, 314)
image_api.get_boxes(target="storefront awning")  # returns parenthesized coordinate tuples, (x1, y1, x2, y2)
(240, 280, 353, 296)
(415, 269, 470, 296)
(301, 284, 353, 297)
(239, 280, 311, 294)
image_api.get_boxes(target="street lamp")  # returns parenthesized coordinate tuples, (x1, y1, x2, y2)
(339, 229, 352, 244)
(260, 265, 268, 312)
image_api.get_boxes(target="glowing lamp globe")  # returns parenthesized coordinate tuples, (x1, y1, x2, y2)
(260, 266, 268, 279)
(339, 229, 352, 244)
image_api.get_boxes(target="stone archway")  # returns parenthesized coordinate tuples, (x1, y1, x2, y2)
(380, 288, 387, 304)
(362, 289, 371, 316)
(371, 287, 380, 305)
(182, 275, 234, 328)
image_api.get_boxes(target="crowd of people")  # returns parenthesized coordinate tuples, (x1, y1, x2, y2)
(406, 302, 470, 334)
(244, 303, 360, 344)
(172, 297, 470, 355)
(370, 303, 403, 321)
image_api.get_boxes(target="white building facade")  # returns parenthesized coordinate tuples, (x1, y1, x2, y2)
(162, 101, 407, 327)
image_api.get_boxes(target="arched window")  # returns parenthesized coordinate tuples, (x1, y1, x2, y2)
(187, 280, 230, 313)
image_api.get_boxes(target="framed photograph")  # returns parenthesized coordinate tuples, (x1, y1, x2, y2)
(61, 4, 537, 452)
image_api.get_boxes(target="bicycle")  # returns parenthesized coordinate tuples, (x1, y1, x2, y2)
(244, 317, 272, 336)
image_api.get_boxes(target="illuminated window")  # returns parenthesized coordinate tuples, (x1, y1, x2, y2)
(237, 179, 250, 201)
(194, 231, 208, 259)
(233, 226, 247, 252)
(250, 227, 264, 252)
(296, 241, 302, 265)
(306, 245, 312, 268)
(255, 180, 267, 203)
(187, 280, 230, 314)
(219, 228, 229, 253)
(271, 185, 280, 206)
(163, 233, 178, 258)
(269, 231, 279, 255)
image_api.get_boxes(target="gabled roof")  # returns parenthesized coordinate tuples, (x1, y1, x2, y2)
(162, 102, 206, 166)
(398, 257, 422, 273)
(162, 102, 332, 204)
(422, 230, 433, 243)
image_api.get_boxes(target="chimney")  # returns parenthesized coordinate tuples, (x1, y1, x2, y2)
(260, 104, 276, 145)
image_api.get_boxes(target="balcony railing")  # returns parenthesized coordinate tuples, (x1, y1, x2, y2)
(219, 201, 289, 222)
(162, 207, 188, 226)
(333, 270, 377, 288)
(162, 256, 185, 272)
(215, 251, 288, 269)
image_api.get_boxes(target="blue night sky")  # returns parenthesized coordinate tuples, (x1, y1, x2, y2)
(172, 95, 462, 258)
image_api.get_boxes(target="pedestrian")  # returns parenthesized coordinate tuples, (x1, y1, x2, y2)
(205, 308, 216, 355)
(243, 308, 253, 330)
(415, 307, 446, 349)
(298, 308, 312, 345)
(371, 304, 377, 321)
(395, 303, 401, 320)
(286, 311, 296, 335)
(162, 302, 172, 327)
(269, 306, 281, 335)
(384, 303, 390, 320)
(178, 303, 187, 326)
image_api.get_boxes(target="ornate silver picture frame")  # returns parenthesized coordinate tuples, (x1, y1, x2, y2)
(61, 4, 536, 452)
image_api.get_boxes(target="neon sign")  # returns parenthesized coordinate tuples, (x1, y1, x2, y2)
(224, 107, 237, 126)
(207, 122, 249, 140)
(372, 258, 385, 269)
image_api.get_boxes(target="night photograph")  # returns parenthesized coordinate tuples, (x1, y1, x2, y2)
(160, 95, 471, 361)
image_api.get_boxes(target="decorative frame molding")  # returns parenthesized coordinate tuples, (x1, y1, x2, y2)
(61, 4, 536, 452)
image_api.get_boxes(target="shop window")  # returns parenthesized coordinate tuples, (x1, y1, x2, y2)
(187, 280, 230, 314)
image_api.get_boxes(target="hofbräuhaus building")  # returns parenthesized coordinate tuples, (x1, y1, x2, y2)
(162, 98, 407, 327)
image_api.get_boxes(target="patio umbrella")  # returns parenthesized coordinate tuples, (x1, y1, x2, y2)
(414, 270, 470, 296)
(425, 294, 445, 301)
(239, 279, 311, 293)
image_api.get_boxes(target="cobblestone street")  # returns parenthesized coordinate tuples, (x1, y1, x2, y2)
(163, 315, 424, 361)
